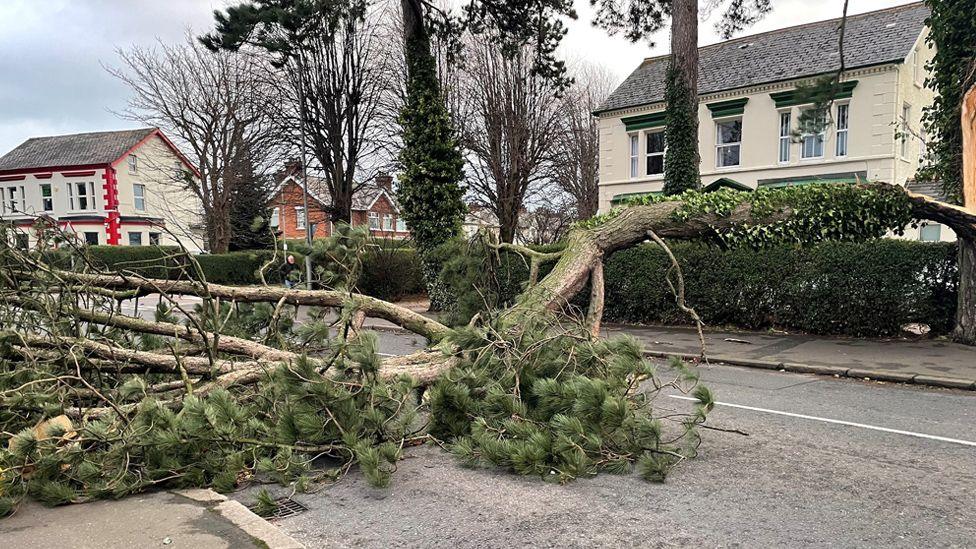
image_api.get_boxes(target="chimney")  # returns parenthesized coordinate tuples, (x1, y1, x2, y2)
(376, 172, 393, 193)
(277, 158, 303, 182)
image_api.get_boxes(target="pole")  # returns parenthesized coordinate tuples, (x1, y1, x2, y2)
(296, 53, 315, 289)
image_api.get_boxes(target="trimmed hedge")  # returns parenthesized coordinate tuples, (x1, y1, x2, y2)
(602, 240, 958, 337)
(436, 239, 958, 337)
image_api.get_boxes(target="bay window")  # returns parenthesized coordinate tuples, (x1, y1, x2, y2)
(68, 181, 96, 211)
(715, 119, 742, 167)
(3, 185, 25, 214)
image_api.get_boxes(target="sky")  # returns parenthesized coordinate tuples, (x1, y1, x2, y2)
(0, 0, 916, 155)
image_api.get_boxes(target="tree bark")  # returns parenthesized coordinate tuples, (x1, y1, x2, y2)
(663, 0, 701, 194)
(954, 84, 976, 343)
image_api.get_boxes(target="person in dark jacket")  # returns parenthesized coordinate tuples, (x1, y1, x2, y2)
(280, 254, 298, 288)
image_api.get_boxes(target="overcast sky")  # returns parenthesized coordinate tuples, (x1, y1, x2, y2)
(0, 0, 914, 155)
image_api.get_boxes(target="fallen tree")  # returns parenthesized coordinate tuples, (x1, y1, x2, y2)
(2, 182, 975, 515)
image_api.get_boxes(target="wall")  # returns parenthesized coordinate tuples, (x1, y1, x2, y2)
(597, 63, 922, 212)
(271, 180, 410, 241)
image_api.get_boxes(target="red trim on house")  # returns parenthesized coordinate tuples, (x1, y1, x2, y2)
(102, 167, 121, 245)
(0, 175, 26, 181)
(0, 163, 107, 177)
(34, 173, 53, 179)
(62, 170, 97, 177)
(109, 128, 201, 178)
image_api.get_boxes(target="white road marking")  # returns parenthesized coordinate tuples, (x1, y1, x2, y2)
(668, 395, 976, 447)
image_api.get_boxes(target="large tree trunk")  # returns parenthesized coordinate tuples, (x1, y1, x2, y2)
(663, 0, 701, 195)
(954, 84, 976, 343)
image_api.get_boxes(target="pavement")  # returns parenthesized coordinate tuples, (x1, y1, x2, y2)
(605, 323, 976, 390)
(229, 361, 976, 548)
(0, 489, 302, 549)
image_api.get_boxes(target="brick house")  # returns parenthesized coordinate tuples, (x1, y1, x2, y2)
(0, 128, 202, 251)
(270, 171, 408, 240)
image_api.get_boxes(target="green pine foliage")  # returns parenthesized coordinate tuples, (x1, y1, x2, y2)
(428, 320, 712, 484)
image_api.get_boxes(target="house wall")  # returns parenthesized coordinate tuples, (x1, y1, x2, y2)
(270, 180, 409, 241)
(1, 168, 108, 243)
(597, 62, 931, 213)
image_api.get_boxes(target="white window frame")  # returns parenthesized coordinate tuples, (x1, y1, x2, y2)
(395, 217, 407, 233)
(901, 103, 912, 160)
(128, 231, 143, 246)
(40, 183, 53, 212)
(777, 110, 791, 164)
(133, 183, 146, 211)
(368, 212, 380, 231)
(68, 181, 96, 212)
(3, 185, 25, 214)
(382, 213, 393, 231)
(294, 207, 306, 230)
(835, 103, 849, 158)
(644, 129, 666, 176)
(270, 207, 280, 228)
(799, 109, 826, 160)
(715, 118, 742, 168)
(628, 133, 639, 178)
(128, 155, 138, 174)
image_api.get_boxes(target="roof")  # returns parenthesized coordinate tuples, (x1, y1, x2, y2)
(597, 2, 929, 114)
(278, 175, 399, 212)
(0, 128, 157, 171)
(906, 179, 948, 202)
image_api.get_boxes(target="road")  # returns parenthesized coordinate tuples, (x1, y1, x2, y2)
(231, 357, 976, 548)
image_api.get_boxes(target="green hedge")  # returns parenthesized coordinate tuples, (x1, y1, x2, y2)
(602, 240, 958, 336)
(358, 248, 426, 301)
(436, 239, 958, 337)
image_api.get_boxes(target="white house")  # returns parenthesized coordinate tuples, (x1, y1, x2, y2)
(594, 2, 951, 241)
(0, 128, 203, 250)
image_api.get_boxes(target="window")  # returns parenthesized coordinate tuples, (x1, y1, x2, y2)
(628, 134, 639, 178)
(396, 217, 407, 232)
(901, 103, 911, 158)
(128, 155, 138, 174)
(69, 181, 96, 211)
(919, 130, 928, 164)
(15, 233, 29, 250)
(83, 232, 99, 245)
(368, 212, 380, 230)
(295, 207, 306, 230)
(173, 161, 183, 181)
(778, 111, 791, 163)
(715, 119, 742, 167)
(40, 183, 53, 211)
(133, 184, 146, 211)
(835, 104, 849, 157)
(128, 232, 143, 246)
(800, 109, 825, 159)
(3, 186, 24, 214)
(645, 131, 665, 175)
(148, 232, 161, 246)
(270, 207, 280, 228)
(913, 50, 924, 87)
(382, 213, 393, 231)
(920, 223, 942, 242)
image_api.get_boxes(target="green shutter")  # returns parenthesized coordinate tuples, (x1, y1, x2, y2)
(621, 112, 666, 131)
(770, 81, 859, 107)
(706, 98, 749, 118)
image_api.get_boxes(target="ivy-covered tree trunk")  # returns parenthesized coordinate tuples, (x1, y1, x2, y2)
(397, 0, 466, 309)
(662, 0, 701, 195)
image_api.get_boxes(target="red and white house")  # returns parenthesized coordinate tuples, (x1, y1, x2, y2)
(271, 170, 409, 240)
(0, 128, 202, 250)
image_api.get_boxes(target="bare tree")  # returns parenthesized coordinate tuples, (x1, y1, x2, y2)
(458, 34, 562, 243)
(109, 33, 280, 253)
(550, 63, 616, 221)
(272, 4, 398, 224)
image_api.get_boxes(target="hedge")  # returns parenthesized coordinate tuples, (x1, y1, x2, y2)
(602, 240, 958, 337)
(436, 239, 958, 337)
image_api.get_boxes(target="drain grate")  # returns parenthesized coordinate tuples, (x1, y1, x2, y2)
(249, 497, 308, 520)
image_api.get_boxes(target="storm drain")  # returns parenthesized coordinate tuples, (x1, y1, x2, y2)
(249, 497, 308, 520)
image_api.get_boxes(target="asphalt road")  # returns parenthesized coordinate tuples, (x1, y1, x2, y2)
(232, 359, 976, 548)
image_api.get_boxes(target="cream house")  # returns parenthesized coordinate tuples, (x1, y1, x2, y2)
(595, 2, 948, 240)
(0, 128, 203, 251)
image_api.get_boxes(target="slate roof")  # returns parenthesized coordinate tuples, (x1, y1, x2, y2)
(0, 128, 157, 171)
(289, 174, 399, 212)
(906, 179, 947, 202)
(596, 2, 929, 114)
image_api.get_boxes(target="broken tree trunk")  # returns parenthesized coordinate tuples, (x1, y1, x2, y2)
(953, 84, 976, 344)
